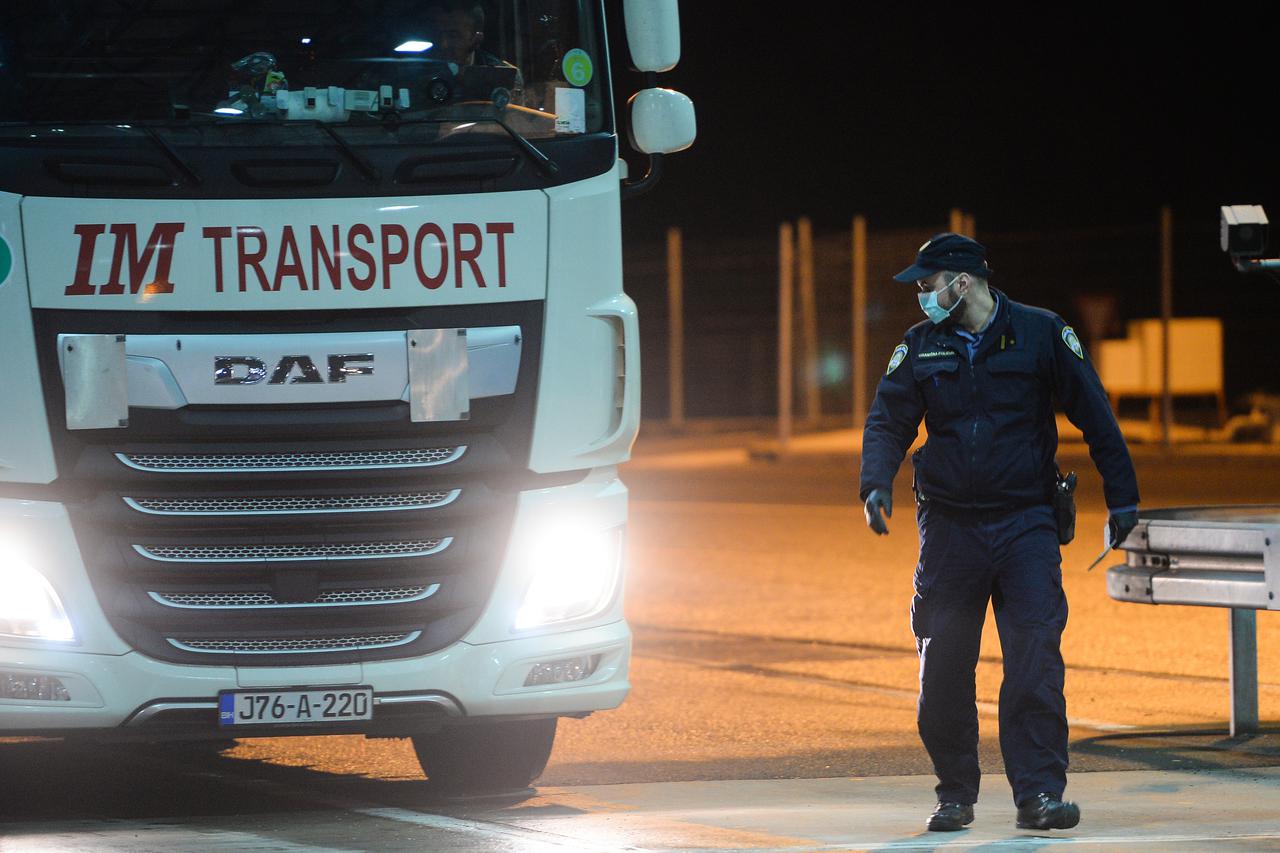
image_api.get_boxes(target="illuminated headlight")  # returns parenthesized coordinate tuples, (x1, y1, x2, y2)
(514, 524, 623, 631)
(0, 546, 76, 642)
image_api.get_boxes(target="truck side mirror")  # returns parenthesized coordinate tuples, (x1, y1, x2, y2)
(623, 0, 681, 72)
(628, 88, 696, 154)
(620, 0, 694, 197)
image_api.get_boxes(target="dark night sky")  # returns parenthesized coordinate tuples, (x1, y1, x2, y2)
(618, 6, 1280, 241)
(609, 6, 1280, 408)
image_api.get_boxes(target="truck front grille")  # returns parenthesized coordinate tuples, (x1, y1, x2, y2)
(35, 302, 542, 667)
(123, 490, 459, 516)
(134, 538, 451, 563)
(149, 584, 440, 609)
(116, 446, 465, 473)
(168, 632, 422, 654)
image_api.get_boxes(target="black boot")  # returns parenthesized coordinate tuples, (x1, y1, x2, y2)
(927, 801, 974, 831)
(1016, 793, 1080, 829)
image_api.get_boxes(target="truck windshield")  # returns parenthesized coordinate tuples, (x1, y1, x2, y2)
(0, 0, 607, 142)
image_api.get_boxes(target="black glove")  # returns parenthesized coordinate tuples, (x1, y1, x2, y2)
(864, 488, 892, 536)
(1108, 510, 1138, 549)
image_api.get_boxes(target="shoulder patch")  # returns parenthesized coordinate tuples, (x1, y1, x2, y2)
(886, 343, 909, 375)
(1061, 325, 1085, 360)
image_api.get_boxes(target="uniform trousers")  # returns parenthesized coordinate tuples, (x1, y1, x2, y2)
(910, 500, 1069, 806)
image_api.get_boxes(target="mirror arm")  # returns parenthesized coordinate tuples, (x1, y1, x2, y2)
(621, 72, 664, 200)
(621, 152, 664, 200)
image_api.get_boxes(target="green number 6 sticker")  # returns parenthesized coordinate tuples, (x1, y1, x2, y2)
(0, 235, 12, 287)
(562, 49, 593, 87)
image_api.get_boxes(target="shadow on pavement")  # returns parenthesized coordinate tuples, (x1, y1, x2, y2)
(1071, 726, 1280, 774)
(0, 738, 541, 825)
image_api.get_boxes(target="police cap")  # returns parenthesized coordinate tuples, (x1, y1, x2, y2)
(892, 232, 994, 282)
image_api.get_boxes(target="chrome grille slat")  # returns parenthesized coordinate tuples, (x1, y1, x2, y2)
(115, 446, 466, 473)
(123, 490, 461, 517)
(133, 537, 451, 563)
(167, 631, 421, 654)
(148, 584, 441, 609)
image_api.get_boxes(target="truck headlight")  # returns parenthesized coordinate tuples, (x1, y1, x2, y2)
(0, 545, 76, 642)
(514, 523, 623, 631)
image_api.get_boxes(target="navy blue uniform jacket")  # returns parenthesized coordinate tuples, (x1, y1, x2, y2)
(859, 289, 1140, 511)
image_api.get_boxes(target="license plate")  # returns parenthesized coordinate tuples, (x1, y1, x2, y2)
(218, 687, 374, 726)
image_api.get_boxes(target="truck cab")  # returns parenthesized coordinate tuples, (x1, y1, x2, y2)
(0, 0, 693, 794)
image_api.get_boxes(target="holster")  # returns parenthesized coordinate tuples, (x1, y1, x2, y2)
(1053, 467, 1078, 545)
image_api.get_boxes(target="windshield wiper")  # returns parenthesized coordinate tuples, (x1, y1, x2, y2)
(142, 127, 201, 186)
(492, 110, 559, 179)
(314, 122, 380, 183)
(389, 106, 560, 178)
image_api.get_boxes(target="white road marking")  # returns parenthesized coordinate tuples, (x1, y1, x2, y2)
(0, 824, 356, 852)
(348, 806, 648, 852)
(100, 750, 648, 853)
(666, 832, 1280, 852)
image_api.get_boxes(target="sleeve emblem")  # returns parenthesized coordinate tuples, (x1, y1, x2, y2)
(886, 343, 909, 375)
(1061, 325, 1085, 360)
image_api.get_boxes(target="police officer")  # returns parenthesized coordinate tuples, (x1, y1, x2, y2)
(859, 233, 1139, 832)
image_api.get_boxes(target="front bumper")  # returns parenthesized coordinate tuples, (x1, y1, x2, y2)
(0, 617, 630, 737)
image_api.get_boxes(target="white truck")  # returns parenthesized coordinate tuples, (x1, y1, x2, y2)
(0, 0, 694, 794)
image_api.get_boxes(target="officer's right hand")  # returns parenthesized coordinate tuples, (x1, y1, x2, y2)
(864, 488, 892, 535)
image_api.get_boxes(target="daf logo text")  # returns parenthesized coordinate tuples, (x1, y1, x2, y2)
(215, 354, 374, 385)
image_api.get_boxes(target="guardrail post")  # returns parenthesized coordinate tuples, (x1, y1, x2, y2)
(1229, 607, 1259, 736)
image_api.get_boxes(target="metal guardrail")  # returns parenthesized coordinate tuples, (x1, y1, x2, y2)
(1106, 505, 1280, 735)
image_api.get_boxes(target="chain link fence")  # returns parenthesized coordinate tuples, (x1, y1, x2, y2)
(625, 217, 1268, 422)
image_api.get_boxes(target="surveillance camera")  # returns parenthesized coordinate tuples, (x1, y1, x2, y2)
(1220, 204, 1269, 258)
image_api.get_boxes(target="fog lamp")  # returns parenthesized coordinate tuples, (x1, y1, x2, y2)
(523, 654, 602, 687)
(1, 672, 71, 701)
(0, 546, 76, 642)
(514, 524, 623, 630)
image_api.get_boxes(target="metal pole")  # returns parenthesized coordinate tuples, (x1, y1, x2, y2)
(852, 215, 867, 428)
(1160, 205, 1174, 450)
(778, 223, 794, 453)
(666, 226, 684, 428)
(963, 212, 976, 240)
(798, 217, 820, 425)
(949, 207, 963, 234)
(1229, 608, 1259, 736)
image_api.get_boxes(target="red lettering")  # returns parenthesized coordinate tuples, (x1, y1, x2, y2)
(413, 223, 448, 290)
(140, 223, 183, 295)
(202, 227, 232, 293)
(273, 225, 308, 291)
(99, 222, 183, 295)
(310, 225, 342, 290)
(97, 225, 134, 295)
(379, 224, 409, 291)
(65, 224, 106, 295)
(486, 222, 513, 287)
(346, 224, 375, 290)
(236, 226, 269, 292)
(452, 223, 485, 287)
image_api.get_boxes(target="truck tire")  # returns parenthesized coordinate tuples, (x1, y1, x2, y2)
(412, 717, 557, 796)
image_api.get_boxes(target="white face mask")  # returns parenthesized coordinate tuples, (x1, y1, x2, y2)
(917, 274, 966, 324)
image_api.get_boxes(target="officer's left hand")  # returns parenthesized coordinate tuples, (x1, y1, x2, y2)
(1108, 510, 1138, 549)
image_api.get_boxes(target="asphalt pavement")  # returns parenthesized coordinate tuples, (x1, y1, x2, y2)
(3, 420, 1280, 851)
